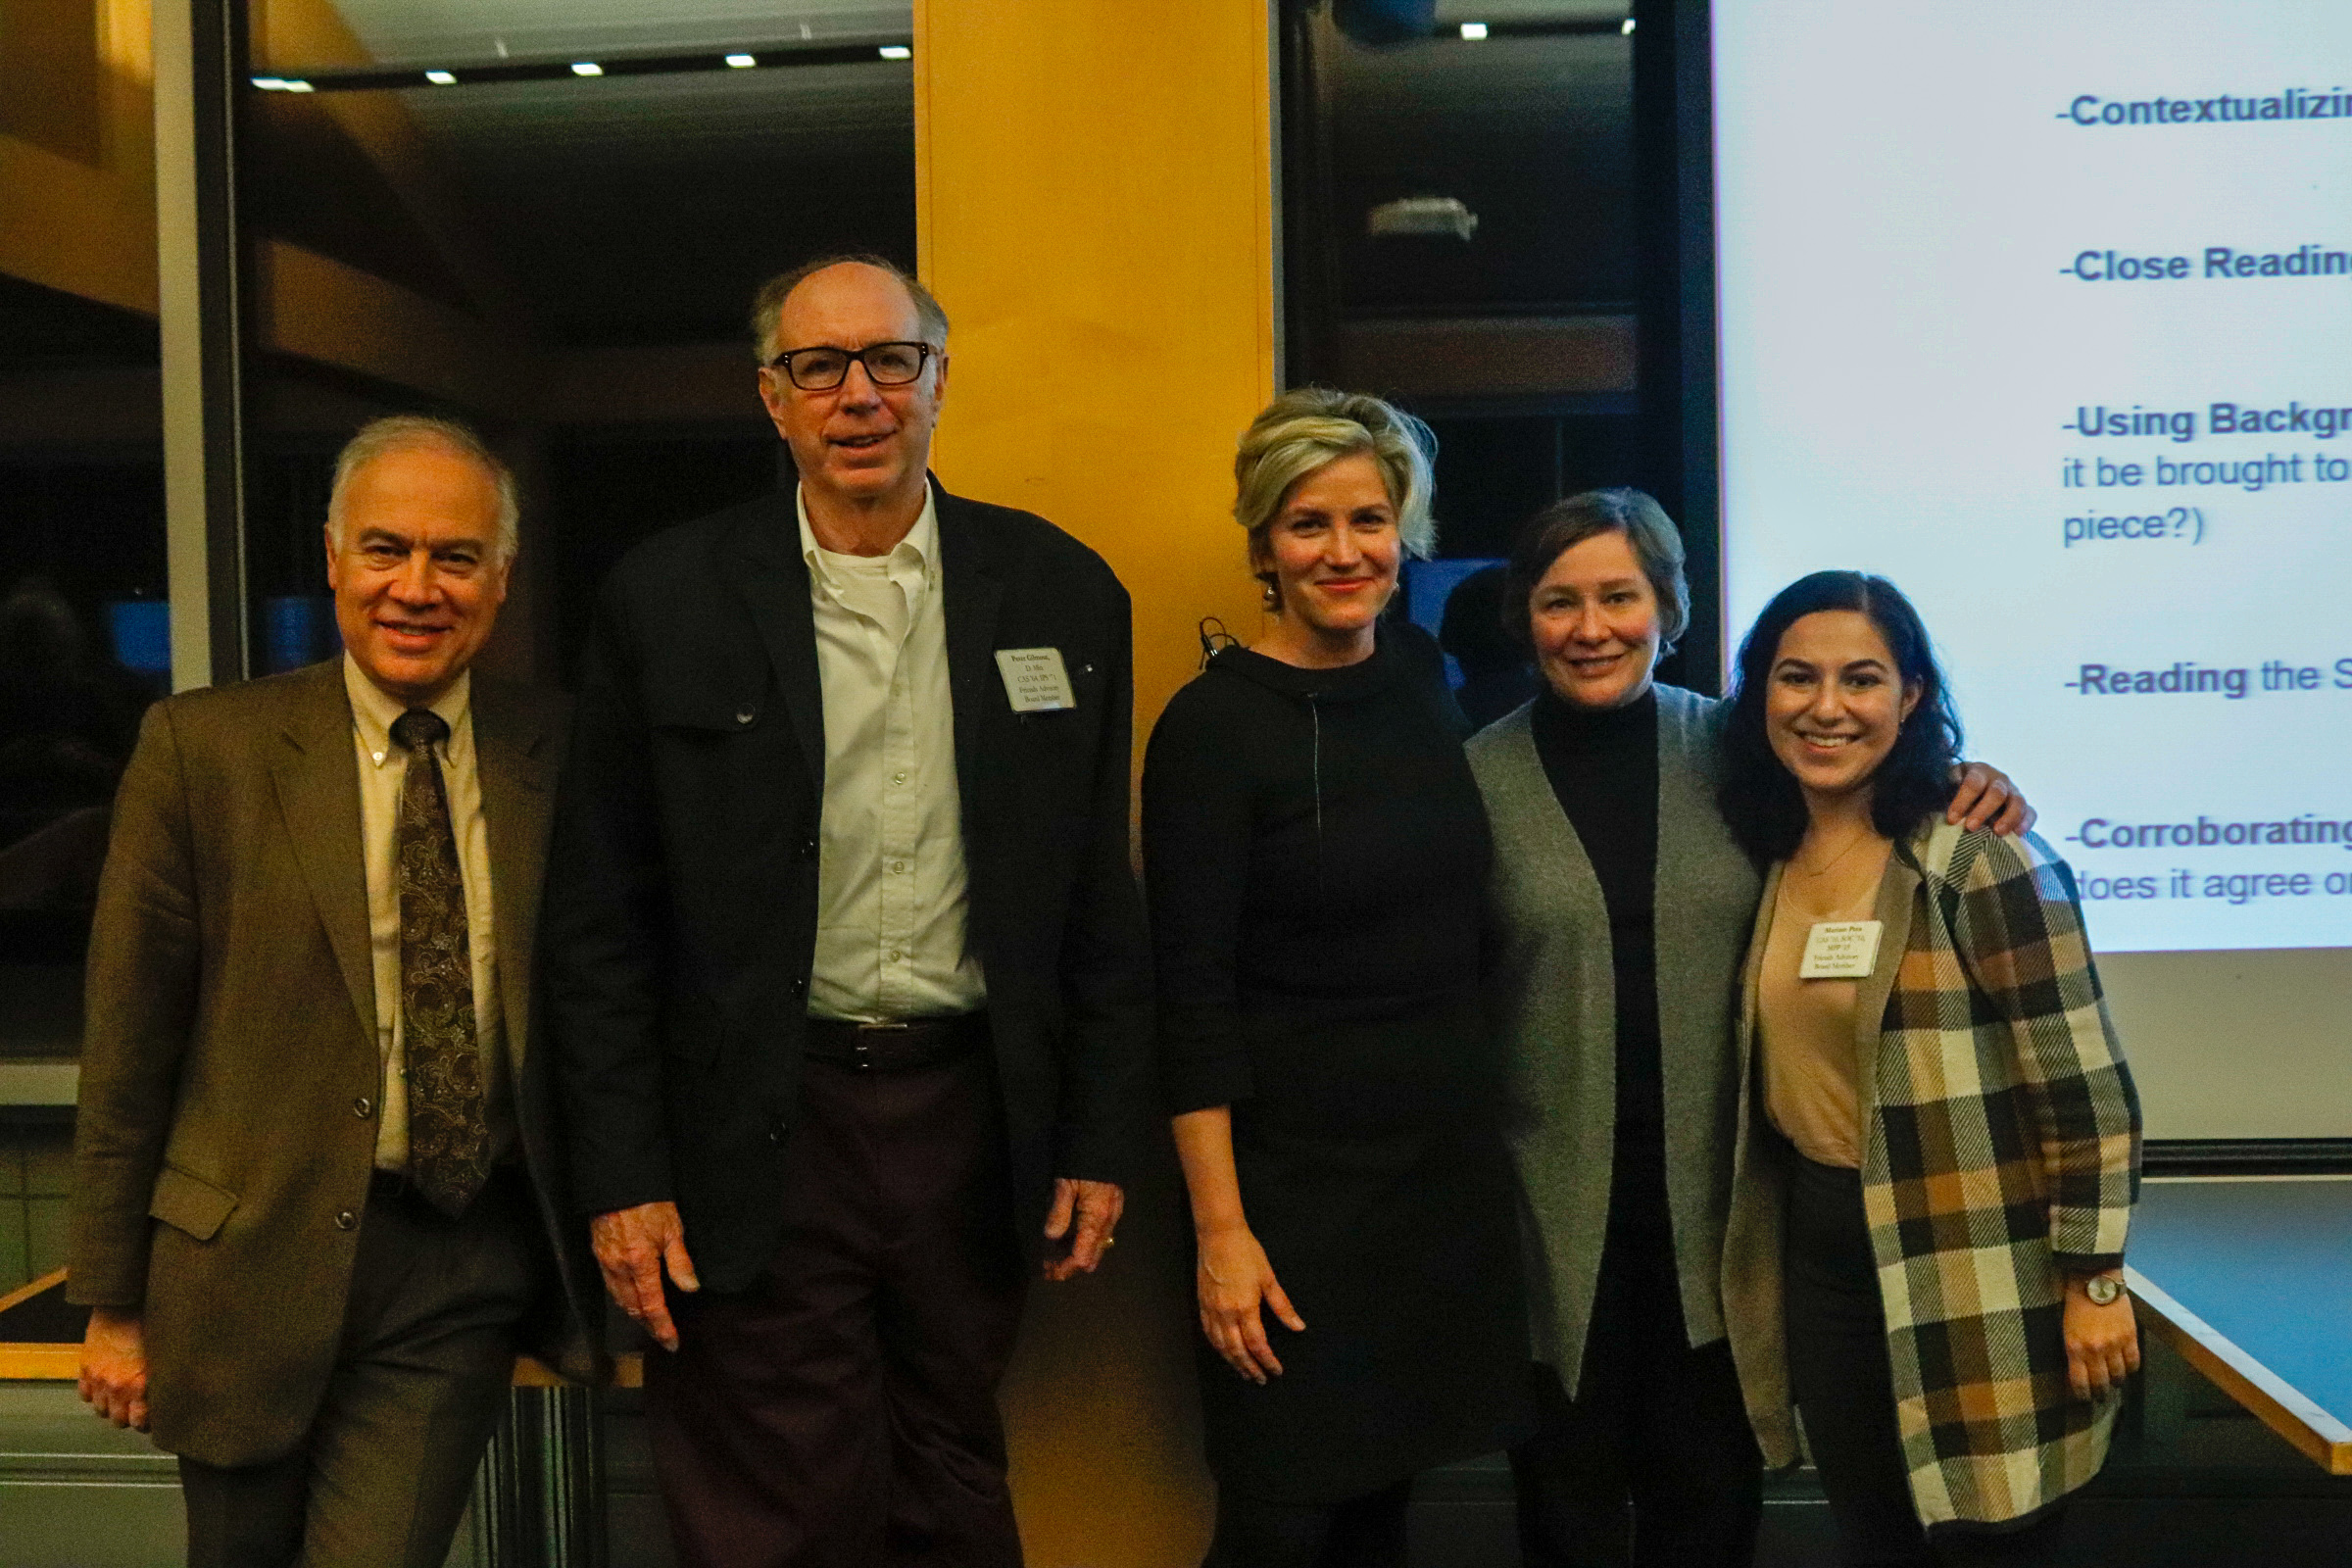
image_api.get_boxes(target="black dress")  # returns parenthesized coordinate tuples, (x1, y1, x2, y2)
(1143, 621, 1530, 1506)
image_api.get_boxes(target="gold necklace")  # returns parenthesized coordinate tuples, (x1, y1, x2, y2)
(1793, 824, 1874, 878)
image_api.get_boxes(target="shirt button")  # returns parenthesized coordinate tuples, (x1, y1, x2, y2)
(335, 1209, 358, 1232)
(887, 949, 905, 963)
(735, 708, 756, 726)
(889, 859, 906, 874)
(789, 976, 808, 1000)
(892, 771, 907, 785)
(767, 1116, 787, 1146)
(353, 1097, 372, 1118)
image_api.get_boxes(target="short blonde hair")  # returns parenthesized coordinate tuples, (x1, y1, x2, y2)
(326, 415, 518, 565)
(1232, 389, 1438, 577)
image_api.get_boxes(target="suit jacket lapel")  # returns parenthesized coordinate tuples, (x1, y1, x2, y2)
(724, 493, 825, 795)
(268, 662, 376, 1043)
(472, 681, 551, 1074)
(934, 482, 1006, 823)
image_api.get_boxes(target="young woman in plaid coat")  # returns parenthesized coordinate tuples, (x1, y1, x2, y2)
(1716, 571, 2143, 1567)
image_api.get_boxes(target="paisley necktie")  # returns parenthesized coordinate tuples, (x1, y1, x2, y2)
(391, 708, 489, 1217)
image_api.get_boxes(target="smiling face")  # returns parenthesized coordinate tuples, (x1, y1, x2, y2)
(758, 262, 946, 517)
(1253, 450, 1402, 653)
(1528, 528, 1663, 710)
(324, 443, 509, 707)
(1764, 610, 1923, 805)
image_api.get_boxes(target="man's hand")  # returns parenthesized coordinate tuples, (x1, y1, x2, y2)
(589, 1200, 700, 1351)
(1948, 762, 2034, 836)
(2064, 1277, 2141, 1400)
(78, 1306, 149, 1431)
(1042, 1177, 1124, 1282)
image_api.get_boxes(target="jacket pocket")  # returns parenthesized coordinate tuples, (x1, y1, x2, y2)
(148, 1164, 239, 1241)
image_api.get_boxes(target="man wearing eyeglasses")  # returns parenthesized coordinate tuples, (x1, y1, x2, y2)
(546, 256, 1150, 1565)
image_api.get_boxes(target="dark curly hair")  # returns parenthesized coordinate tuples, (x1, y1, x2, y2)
(1716, 570, 1963, 864)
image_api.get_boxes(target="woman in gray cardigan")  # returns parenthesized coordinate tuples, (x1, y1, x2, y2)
(1466, 491, 2028, 1568)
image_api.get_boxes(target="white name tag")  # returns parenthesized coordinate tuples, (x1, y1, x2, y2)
(1799, 920, 1883, 980)
(994, 647, 1077, 712)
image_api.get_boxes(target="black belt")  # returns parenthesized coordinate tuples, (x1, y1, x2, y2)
(803, 1012, 987, 1072)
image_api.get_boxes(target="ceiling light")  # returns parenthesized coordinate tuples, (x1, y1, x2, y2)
(725, 53, 756, 68)
(251, 76, 314, 92)
(1622, 17, 1636, 33)
(570, 61, 603, 76)
(424, 70, 456, 84)
(1459, 22, 1489, 40)
(878, 45, 911, 60)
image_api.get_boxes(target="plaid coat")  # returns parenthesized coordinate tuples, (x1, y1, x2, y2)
(1722, 820, 2142, 1530)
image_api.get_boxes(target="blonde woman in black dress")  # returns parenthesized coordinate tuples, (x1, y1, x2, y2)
(1144, 389, 1529, 1567)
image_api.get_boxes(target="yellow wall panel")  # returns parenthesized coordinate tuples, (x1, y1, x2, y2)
(914, 3, 1281, 1562)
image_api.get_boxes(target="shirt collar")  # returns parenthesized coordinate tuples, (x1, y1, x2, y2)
(795, 482, 939, 590)
(343, 654, 471, 770)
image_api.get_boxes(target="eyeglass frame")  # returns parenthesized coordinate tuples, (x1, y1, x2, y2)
(763, 340, 941, 392)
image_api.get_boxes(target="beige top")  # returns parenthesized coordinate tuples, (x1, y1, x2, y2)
(1758, 839, 1892, 1170)
(344, 657, 513, 1171)
(796, 485, 986, 1023)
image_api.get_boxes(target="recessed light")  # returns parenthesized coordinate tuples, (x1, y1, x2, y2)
(725, 53, 756, 68)
(878, 45, 911, 60)
(1459, 22, 1489, 40)
(570, 61, 603, 76)
(424, 70, 456, 84)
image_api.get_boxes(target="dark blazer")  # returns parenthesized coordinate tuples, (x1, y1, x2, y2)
(67, 659, 597, 1467)
(545, 480, 1152, 1292)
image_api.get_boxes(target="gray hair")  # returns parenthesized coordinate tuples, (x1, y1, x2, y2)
(750, 254, 951, 364)
(1232, 389, 1439, 581)
(326, 416, 518, 565)
(1503, 487, 1690, 652)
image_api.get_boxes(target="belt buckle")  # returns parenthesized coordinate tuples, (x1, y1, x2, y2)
(855, 1021, 911, 1071)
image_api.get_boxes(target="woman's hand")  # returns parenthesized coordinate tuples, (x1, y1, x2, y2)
(2063, 1277, 2140, 1399)
(1196, 1224, 1306, 1384)
(1947, 762, 2034, 835)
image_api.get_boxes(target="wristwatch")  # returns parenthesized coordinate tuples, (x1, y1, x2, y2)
(2079, 1273, 2125, 1306)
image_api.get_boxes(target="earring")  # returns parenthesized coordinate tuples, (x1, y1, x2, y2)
(1261, 580, 1278, 609)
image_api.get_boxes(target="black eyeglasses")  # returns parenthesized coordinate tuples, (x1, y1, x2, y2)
(765, 341, 935, 391)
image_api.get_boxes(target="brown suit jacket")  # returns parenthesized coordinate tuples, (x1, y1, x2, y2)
(66, 659, 596, 1468)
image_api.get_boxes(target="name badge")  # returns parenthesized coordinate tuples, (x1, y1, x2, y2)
(1799, 920, 1883, 980)
(994, 647, 1077, 712)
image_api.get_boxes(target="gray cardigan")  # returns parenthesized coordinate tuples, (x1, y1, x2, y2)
(1467, 685, 1761, 1387)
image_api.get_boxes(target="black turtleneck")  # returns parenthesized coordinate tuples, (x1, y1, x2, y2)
(1530, 684, 1669, 1232)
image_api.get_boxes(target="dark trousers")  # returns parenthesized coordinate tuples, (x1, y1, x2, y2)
(1785, 1156, 2067, 1568)
(178, 1168, 535, 1568)
(645, 1048, 1028, 1568)
(1205, 1477, 1414, 1568)
(1511, 1219, 1764, 1568)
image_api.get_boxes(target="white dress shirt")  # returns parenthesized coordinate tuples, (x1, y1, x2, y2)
(344, 657, 513, 1170)
(798, 486, 987, 1022)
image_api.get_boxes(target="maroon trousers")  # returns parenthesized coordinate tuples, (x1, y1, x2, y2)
(645, 1049, 1029, 1568)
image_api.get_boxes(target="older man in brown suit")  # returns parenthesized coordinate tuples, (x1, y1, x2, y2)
(66, 416, 590, 1568)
